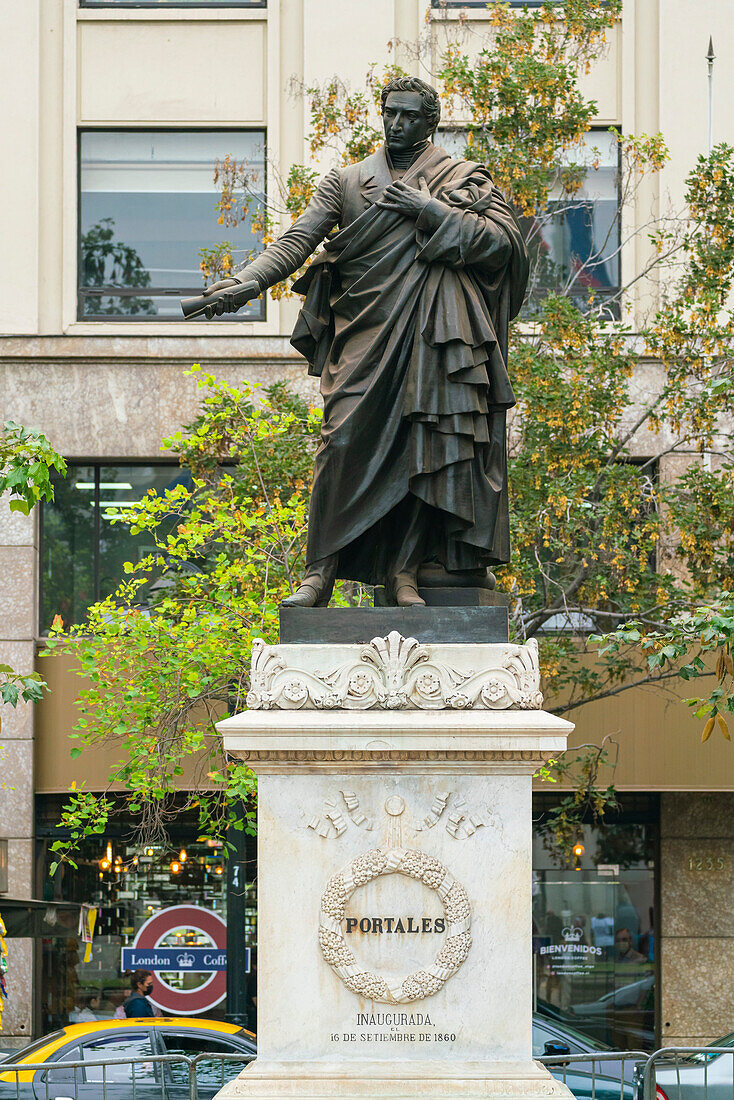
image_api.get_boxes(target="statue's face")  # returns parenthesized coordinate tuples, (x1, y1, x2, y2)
(382, 91, 431, 152)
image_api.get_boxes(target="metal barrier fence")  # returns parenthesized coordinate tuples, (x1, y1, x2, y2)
(3, 1045, 733, 1100)
(640, 1047, 734, 1100)
(539, 1049, 650, 1100)
(0, 1050, 254, 1100)
(539, 1046, 734, 1100)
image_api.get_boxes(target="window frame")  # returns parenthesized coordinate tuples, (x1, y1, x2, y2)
(80, 1, 266, 8)
(76, 126, 267, 322)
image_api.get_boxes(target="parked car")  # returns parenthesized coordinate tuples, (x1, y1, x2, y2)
(636, 1032, 734, 1100)
(0, 1016, 256, 1100)
(534, 1013, 638, 1100)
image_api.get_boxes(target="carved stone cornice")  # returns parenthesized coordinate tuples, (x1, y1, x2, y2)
(218, 703, 572, 772)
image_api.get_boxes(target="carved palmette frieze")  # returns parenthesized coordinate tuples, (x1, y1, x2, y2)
(318, 847, 472, 1004)
(246, 632, 543, 711)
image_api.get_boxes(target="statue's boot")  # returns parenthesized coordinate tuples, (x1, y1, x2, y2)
(281, 554, 337, 608)
(392, 571, 426, 607)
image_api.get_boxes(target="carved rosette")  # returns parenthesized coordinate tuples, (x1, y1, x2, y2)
(246, 631, 543, 711)
(318, 847, 472, 1004)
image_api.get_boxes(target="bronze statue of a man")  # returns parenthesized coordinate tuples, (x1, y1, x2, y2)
(202, 77, 528, 607)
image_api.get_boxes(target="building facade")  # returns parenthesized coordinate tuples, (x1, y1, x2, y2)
(1, 0, 734, 1051)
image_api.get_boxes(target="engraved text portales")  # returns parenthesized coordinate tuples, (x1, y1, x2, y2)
(319, 847, 472, 1004)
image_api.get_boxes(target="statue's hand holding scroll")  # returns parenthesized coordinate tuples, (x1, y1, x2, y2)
(180, 275, 260, 320)
(376, 176, 432, 220)
(203, 276, 260, 319)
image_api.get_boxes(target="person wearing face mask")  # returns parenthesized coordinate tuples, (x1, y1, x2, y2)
(121, 969, 156, 1018)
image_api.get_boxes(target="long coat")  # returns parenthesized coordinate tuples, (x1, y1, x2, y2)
(240, 142, 529, 585)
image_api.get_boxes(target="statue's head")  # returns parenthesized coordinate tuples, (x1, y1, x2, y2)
(380, 77, 441, 153)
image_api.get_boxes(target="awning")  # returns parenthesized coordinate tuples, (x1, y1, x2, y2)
(0, 898, 83, 938)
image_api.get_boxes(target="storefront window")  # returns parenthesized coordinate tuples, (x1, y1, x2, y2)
(532, 795, 657, 1050)
(36, 798, 256, 1034)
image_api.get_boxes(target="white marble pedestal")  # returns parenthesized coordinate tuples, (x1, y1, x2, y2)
(216, 637, 574, 1100)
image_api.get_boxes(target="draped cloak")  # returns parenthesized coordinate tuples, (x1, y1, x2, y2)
(239, 143, 529, 586)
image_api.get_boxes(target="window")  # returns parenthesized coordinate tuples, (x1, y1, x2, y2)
(40, 463, 190, 632)
(36, 797, 254, 1034)
(79, 130, 265, 320)
(437, 128, 621, 317)
(41, 1046, 83, 1086)
(80, 1033, 158, 1083)
(525, 130, 621, 317)
(533, 793, 658, 1051)
(160, 1032, 253, 1089)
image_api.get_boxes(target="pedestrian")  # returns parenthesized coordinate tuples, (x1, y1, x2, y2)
(122, 969, 156, 1017)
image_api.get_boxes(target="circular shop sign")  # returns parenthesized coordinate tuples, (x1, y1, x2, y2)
(318, 847, 472, 1004)
(131, 905, 227, 1015)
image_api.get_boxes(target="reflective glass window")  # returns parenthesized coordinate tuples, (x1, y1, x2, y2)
(36, 798, 256, 1033)
(39, 463, 95, 630)
(40, 462, 189, 632)
(532, 796, 657, 1050)
(525, 130, 620, 317)
(79, 130, 265, 320)
(81, 1033, 157, 1083)
(437, 128, 620, 317)
(160, 1032, 252, 1089)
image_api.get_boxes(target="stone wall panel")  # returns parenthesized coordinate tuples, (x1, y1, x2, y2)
(0, 738, 34, 837)
(0, 547, 35, 639)
(660, 938, 734, 1041)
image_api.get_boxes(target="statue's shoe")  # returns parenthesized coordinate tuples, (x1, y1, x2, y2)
(281, 554, 338, 609)
(393, 573, 426, 607)
(281, 581, 331, 608)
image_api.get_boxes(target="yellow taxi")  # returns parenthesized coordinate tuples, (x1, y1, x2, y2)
(0, 1015, 255, 1099)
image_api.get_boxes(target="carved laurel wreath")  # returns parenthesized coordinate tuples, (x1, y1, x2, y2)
(318, 847, 472, 1004)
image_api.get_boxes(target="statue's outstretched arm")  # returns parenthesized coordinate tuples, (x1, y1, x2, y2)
(235, 168, 343, 293)
(188, 169, 342, 319)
